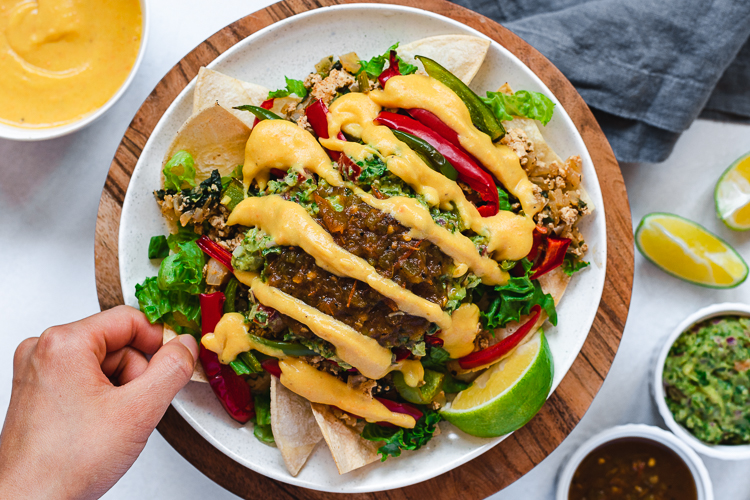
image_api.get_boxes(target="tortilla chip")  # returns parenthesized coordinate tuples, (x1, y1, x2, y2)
(310, 403, 381, 475)
(163, 324, 208, 383)
(193, 67, 269, 128)
(398, 35, 490, 85)
(162, 104, 250, 184)
(271, 377, 323, 476)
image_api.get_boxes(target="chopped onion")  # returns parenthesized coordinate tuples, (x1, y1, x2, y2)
(205, 257, 229, 286)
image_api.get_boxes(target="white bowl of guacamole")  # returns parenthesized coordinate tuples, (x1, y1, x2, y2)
(653, 303, 750, 460)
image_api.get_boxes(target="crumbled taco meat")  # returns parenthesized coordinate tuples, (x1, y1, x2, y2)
(310, 69, 355, 106)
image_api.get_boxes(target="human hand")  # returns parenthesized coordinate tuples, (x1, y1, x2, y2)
(0, 305, 199, 500)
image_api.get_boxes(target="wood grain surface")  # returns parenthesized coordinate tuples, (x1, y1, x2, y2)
(94, 0, 634, 497)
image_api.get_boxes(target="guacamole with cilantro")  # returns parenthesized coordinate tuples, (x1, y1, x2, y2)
(663, 316, 750, 445)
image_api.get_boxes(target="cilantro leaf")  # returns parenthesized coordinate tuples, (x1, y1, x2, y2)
(268, 76, 308, 99)
(562, 254, 590, 276)
(482, 90, 556, 126)
(480, 258, 556, 329)
(362, 408, 442, 461)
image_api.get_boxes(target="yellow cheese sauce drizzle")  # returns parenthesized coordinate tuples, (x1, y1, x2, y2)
(202, 312, 286, 364)
(242, 119, 343, 191)
(227, 195, 451, 329)
(233, 270, 394, 380)
(279, 358, 416, 428)
(368, 75, 542, 217)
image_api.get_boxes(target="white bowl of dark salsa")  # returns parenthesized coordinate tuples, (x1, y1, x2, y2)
(653, 303, 750, 460)
(556, 424, 713, 500)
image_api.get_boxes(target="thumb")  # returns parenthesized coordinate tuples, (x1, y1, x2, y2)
(125, 335, 199, 427)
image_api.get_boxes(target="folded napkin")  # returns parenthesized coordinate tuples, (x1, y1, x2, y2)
(454, 0, 750, 163)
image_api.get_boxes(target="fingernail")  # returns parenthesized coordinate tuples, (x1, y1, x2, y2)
(178, 334, 199, 363)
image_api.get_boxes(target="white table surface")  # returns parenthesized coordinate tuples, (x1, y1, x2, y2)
(1, 1, 749, 498)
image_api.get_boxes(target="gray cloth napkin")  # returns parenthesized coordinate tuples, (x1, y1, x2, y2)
(454, 0, 750, 163)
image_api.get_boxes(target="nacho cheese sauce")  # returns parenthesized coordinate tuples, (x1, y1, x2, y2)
(0, 0, 142, 128)
(204, 74, 543, 407)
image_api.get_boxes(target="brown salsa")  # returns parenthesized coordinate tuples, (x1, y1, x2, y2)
(568, 437, 697, 500)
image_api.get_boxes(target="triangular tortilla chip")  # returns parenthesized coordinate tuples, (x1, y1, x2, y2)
(271, 377, 323, 476)
(310, 403, 381, 475)
(193, 67, 269, 129)
(162, 104, 250, 184)
(162, 324, 208, 383)
(398, 35, 490, 85)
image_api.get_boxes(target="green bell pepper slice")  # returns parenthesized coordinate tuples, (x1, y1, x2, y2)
(393, 368, 445, 404)
(392, 129, 459, 181)
(416, 55, 505, 141)
(234, 105, 283, 121)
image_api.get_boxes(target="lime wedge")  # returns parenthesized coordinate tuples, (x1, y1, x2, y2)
(716, 151, 750, 230)
(440, 331, 553, 438)
(635, 213, 748, 288)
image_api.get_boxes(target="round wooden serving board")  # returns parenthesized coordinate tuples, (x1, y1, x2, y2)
(94, 0, 634, 497)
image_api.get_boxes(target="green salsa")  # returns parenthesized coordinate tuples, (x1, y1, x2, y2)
(663, 316, 750, 445)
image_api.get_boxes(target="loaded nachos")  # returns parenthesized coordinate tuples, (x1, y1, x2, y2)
(135, 35, 592, 476)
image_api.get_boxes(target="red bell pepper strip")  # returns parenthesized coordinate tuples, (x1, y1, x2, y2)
(199, 292, 255, 423)
(393, 348, 410, 362)
(196, 235, 233, 272)
(407, 108, 466, 152)
(261, 358, 282, 378)
(252, 98, 274, 128)
(424, 334, 444, 347)
(458, 305, 542, 370)
(526, 226, 550, 263)
(304, 100, 346, 161)
(530, 237, 571, 280)
(375, 111, 499, 216)
(378, 50, 402, 87)
(376, 397, 424, 422)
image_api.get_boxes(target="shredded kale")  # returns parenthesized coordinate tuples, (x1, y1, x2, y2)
(478, 258, 556, 329)
(156, 169, 223, 212)
(482, 90, 556, 126)
(362, 408, 442, 461)
(562, 254, 590, 276)
(268, 76, 307, 99)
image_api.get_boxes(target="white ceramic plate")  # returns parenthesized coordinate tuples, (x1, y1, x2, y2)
(118, 4, 607, 493)
(0, 0, 149, 141)
(653, 303, 750, 460)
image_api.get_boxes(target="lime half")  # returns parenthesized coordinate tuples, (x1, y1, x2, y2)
(716, 151, 750, 230)
(440, 331, 553, 438)
(636, 213, 748, 288)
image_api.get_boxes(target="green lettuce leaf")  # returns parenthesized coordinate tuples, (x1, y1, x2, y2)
(268, 77, 308, 99)
(482, 90, 556, 126)
(166, 224, 199, 252)
(134, 277, 201, 336)
(498, 187, 513, 212)
(148, 235, 169, 259)
(162, 151, 196, 191)
(562, 254, 590, 276)
(362, 408, 442, 461)
(157, 241, 205, 294)
(251, 392, 275, 445)
(358, 43, 417, 78)
(480, 258, 556, 329)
